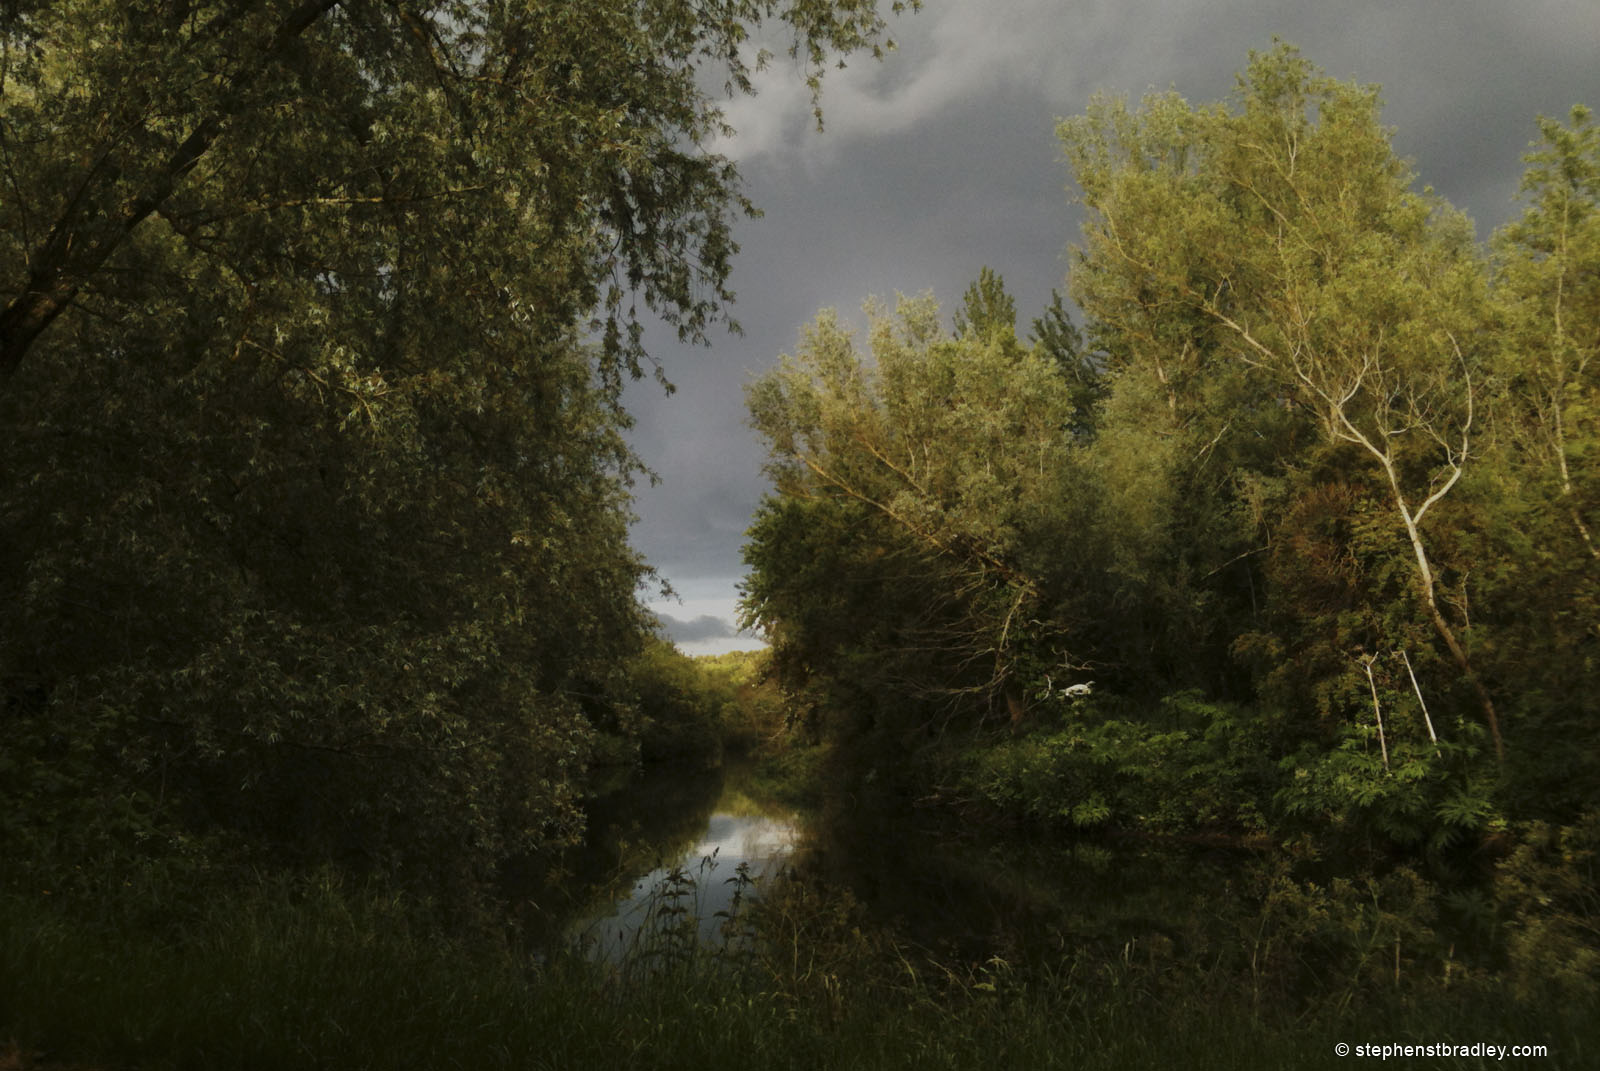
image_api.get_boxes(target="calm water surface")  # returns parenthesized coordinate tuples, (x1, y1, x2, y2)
(548, 756, 1249, 965)
(561, 761, 802, 957)
(537, 755, 1494, 1000)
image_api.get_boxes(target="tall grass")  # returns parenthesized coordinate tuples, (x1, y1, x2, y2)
(2, 873, 1596, 1071)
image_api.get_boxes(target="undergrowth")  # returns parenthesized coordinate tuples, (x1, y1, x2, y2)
(3, 849, 1597, 1071)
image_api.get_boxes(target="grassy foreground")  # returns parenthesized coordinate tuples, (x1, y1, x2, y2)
(2, 874, 1596, 1071)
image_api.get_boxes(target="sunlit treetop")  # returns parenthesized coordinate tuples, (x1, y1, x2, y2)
(0, 0, 920, 392)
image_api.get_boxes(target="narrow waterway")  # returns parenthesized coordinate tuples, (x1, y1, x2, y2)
(523, 751, 1511, 1013)
(538, 756, 1259, 969)
(555, 760, 803, 959)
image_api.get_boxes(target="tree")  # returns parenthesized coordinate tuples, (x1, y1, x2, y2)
(1061, 44, 1503, 758)
(953, 265, 1018, 346)
(1470, 105, 1600, 807)
(2, 321, 652, 893)
(1493, 105, 1600, 562)
(0, 0, 919, 389)
(1028, 289, 1102, 439)
(745, 293, 1084, 729)
(0, 0, 920, 895)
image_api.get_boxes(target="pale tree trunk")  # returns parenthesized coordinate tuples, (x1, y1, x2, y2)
(1359, 397, 1505, 764)
(1551, 388, 1600, 561)
(1200, 306, 1506, 762)
(1389, 478, 1505, 762)
(1278, 324, 1504, 764)
(1542, 205, 1599, 561)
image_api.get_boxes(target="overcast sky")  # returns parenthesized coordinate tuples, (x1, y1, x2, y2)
(626, 0, 1600, 655)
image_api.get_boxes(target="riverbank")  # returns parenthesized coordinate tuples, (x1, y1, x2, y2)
(7, 701, 1599, 1070)
(4, 873, 1595, 1071)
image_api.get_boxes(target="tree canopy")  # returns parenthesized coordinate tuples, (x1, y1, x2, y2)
(1061, 45, 1500, 754)
(744, 44, 1600, 849)
(0, 0, 918, 387)
(0, 0, 917, 897)
(745, 293, 1084, 731)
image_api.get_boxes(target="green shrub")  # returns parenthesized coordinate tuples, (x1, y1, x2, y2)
(953, 694, 1278, 835)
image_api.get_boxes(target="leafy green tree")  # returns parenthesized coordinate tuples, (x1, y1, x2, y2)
(0, 0, 918, 386)
(1061, 43, 1501, 758)
(0, 0, 919, 895)
(739, 46, 1599, 849)
(1028, 289, 1102, 439)
(742, 489, 970, 739)
(1471, 105, 1600, 810)
(628, 637, 726, 765)
(952, 266, 1018, 347)
(1492, 105, 1600, 563)
(745, 294, 1085, 730)
(1, 322, 649, 893)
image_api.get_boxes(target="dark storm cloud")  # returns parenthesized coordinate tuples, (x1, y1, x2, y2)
(626, 0, 1600, 608)
(654, 611, 752, 644)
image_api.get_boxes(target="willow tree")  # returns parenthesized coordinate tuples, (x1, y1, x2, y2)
(0, 0, 917, 891)
(1493, 105, 1600, 563)
(0, 0, 918, 385)
(1061, 44, 1502, 759)
(745, 293, 1084, 729)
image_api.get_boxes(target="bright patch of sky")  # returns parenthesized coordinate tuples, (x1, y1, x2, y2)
(646, 576, 765, 656)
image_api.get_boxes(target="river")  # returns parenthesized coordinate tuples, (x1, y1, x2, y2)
(512, 759, 799, 958)
(534, 756, 1259, 970)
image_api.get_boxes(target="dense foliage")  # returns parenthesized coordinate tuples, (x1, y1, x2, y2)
(4, 20, 1599, 1063)
(0, 0, 915, 898)
(625, 640, 784, 763)
(744, 45, 1600, 854)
